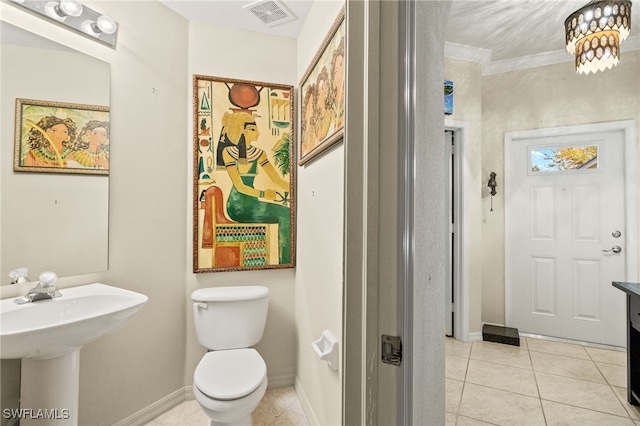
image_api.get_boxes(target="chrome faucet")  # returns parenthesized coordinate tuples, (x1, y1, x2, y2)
(8, 267, 30, 285)
(14, 271, 61, 305)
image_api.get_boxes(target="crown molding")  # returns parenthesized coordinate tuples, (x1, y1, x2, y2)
(482, 49, 570, 75)
(445, 35, 640, 76)
(444, 42, 491, 65)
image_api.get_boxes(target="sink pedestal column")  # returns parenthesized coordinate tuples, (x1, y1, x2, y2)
(20, 350, 80, 426)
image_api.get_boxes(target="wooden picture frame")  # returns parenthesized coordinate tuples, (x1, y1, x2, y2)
(193, 75, 296, 273)
(14, 98, 110, 175)
(299, 6, 345, 166)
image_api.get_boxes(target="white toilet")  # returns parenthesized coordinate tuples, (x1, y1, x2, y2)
(191, 286, 269, 426)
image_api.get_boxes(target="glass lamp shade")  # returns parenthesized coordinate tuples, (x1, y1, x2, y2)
(565, 0, 632, 74)
(575, 30, 620, 73)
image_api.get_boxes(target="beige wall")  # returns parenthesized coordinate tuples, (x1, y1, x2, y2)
(295, 2, 345, 425)
(74, 1, 189, 423)
(0, 1, 189, 424)
(184, 22, 298, 389)
(481, 51, 640, 325)
(444, 51, 640, 331)
(444, 58, 484, 336)
(1, 1, 344, 424)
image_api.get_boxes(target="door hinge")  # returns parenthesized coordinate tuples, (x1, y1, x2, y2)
(381, 334, 402, 366)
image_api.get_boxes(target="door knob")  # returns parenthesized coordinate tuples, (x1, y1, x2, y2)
(612, 230, 622, 238)
(603, 246, 622, 254)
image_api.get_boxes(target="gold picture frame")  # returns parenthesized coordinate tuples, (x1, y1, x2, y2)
(299, 6, 345, 166)
(193, 75, 296, 273)
(14, 98, 110, 175)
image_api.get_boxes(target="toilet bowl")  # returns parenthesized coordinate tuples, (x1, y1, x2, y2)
(193, 348, 267, 426)
(191, 286, 270, 426)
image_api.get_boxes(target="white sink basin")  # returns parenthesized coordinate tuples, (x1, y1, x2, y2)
(0, 283, 148, 360)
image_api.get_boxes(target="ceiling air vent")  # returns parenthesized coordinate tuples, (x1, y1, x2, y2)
(244, 0, 296, 28)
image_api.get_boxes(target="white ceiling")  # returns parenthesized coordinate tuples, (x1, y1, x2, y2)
(448, 0, 638, 62)
(160, 0, 639, 64)
(159, 0, 314, 39)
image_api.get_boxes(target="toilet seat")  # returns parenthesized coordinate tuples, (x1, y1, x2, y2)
(194, 348, 266, 401)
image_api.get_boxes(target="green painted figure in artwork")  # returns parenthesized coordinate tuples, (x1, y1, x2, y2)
(221, 112, 291, 264)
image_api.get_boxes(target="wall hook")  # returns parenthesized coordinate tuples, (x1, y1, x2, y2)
(487, 172, 497, 211)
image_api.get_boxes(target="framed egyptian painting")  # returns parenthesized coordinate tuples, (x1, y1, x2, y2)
(193, 75, 295, 273)
(14, 98, 110, 175)
(299, 6, 345, 166)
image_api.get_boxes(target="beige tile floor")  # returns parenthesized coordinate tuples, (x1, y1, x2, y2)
(143, 387, 308, 426)
(446, 336, 640, 425)
(145, 337, 635, 426)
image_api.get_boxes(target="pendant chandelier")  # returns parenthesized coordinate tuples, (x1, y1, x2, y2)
(565, 0, 632, 74)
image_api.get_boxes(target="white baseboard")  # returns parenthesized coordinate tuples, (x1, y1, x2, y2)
(113, 387, 188, 426)
(113, 373, 296, 426)
(294, 377, 319, 426)
(468, 331, 483, 342)
(267, 372, 295, 389)
(184, 386, 194, 401)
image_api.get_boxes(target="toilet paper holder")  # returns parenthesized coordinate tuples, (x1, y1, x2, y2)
(311, 330, 339, 370)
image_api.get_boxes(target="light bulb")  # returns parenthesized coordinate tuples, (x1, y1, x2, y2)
(44, 0, 82, 22)
(81, 15, 117, 37)
(59, 0, 82, 17)
(96, 15, 117, 34)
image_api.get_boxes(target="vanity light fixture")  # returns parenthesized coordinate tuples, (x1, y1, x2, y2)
(7, 0, 118, 48)
(564, 0, 632, 74)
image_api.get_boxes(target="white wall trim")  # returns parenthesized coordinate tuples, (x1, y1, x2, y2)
(444, 41, 491, 65)
(113, 387, 188, 426)
(267, 372, 296, 389)
(113, 372, 296, 426)
(504, 120, 639, 327)
(445, 119, 471, 343)
(623, 121, 639, 282)
(295, 376, 319, 426)
(482, 49, 570, 76)
(468, 331, 483, 342)
(445, 35, 639, 76)
(185, 386, 194, 401)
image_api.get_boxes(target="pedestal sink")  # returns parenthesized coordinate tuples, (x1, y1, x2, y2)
(0, 283, 148, 425)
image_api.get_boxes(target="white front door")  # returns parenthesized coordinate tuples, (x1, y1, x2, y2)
(505, 122, 637, 347)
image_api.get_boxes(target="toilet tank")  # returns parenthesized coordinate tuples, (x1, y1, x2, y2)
(192, 286, 269, 350)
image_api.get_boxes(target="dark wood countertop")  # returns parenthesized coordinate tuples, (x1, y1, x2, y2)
(613, 281, 640, 297)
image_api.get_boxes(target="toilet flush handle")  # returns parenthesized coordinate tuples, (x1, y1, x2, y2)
(194, 302, 208, 309)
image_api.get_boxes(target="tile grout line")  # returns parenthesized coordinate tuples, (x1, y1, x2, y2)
(449, 337, 636, 425)
(526, 337, 631, 423)
(525, 339, 550, 426)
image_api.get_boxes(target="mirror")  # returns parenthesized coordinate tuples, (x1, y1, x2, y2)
(0, 21, 110, 284)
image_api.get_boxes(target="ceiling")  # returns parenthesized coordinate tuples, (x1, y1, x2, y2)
(159, 0, 314, 39)
(160, 0, 639, 64)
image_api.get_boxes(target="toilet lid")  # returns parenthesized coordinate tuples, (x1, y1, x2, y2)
(194, 348, 266, 401)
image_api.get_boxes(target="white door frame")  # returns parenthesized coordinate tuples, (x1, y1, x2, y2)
(504, 120, 639, 328)
(445, 119, 471, 342)
(343, 1, 452, 424)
